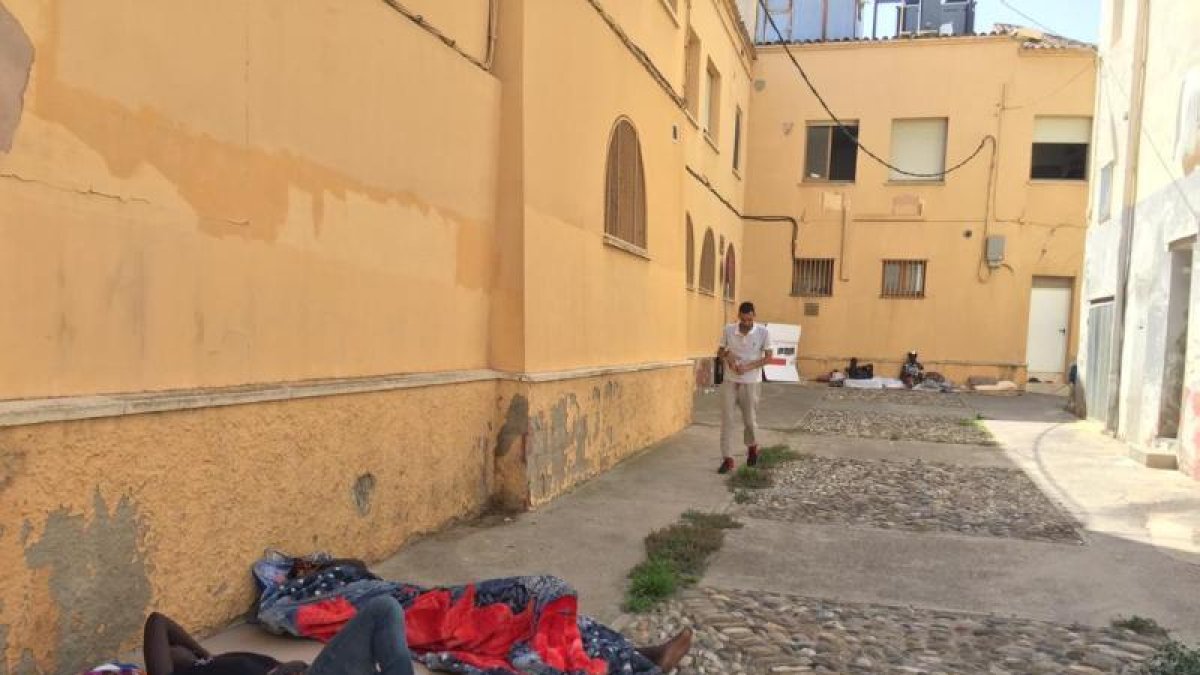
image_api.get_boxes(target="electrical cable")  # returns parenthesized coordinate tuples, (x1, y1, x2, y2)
(756, 0, 995, 178)
(997, 0, 1058, 34)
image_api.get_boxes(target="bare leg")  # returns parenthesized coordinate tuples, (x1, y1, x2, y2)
(635, 628, 693, 672)
(144, 613, 212, 675)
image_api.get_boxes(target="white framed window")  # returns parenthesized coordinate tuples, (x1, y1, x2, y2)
(889, 118, 948, 182)
(733, 107, 744, 172)
(703, 59, 722, 142)
(684, 29, 701, 120)
(1032, 116, 1092, 180)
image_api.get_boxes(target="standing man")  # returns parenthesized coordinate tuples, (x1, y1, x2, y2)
(717, 301, 772, 474)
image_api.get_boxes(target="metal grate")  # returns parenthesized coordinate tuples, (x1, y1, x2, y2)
(881, 259, 926, 297)
(792, 258, 835, 296)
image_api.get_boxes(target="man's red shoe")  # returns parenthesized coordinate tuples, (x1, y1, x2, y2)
(718, 457, 735, 474)
(747, 445, 760, 467)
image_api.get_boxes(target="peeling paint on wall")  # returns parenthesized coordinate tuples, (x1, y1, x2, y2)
(0, 2, 33, 153)
(495, 394, 529, 457)
(0, 449, 25, 494)
(0, 619, 38, 675)
(352, 473, 376, 516)
(24, 492, 151, 675)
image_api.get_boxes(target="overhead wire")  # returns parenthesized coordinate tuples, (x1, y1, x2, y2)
(997, 0, 1058, 34)
(756, 0, 996, 179)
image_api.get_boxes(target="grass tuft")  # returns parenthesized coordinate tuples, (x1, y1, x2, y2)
(728, 465, 773, 489)
(681, 510, 743, 530)
(622, 511, 741, 613)
(756, 445, 802, 469)
(1113, 615, 1170, 638)
(1144, 642, 1200, 675)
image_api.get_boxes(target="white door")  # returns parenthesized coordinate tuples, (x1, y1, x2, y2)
(1026, 277, 1073, 380)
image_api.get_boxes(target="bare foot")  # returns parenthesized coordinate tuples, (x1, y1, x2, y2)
(637, 627, 693, 672)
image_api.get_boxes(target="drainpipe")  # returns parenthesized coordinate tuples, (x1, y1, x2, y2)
(1106, 0, 1152, 433)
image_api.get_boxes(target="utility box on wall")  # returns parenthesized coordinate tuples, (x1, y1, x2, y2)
(986, 235, 1006, 267)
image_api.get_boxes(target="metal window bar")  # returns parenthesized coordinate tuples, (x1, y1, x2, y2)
(881, 259, 926, 297)
(792, 258, 835, 296)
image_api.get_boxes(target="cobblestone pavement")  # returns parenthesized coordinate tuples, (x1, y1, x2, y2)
(822, 389, 967, 408)
(798, 410, 996, 446)
(735, 455, 1081, 543)
(624, 587, 1165, 674)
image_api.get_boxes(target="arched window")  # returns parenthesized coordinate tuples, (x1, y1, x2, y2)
(724, 245, 737, 301)
(685, 215, 695, 288)
(699, 229, 716, 293)
(604, 119, 647, 249)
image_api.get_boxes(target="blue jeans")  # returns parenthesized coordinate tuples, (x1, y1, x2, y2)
(308, 596, 414, 675)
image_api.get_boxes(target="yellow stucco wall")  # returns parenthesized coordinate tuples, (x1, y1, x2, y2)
(0, 0, 500, 399)
(518, 366, 695, 507)
(742, 37, 1096, 382)
(0, 382, 498, 675)
(0, 364, 693, 675)
(0, 2, 760, 672)
(507, 0, 753, 371)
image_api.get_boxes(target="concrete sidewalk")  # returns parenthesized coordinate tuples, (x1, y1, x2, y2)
(182, 423, 742, 671)
(190, 384, 1200, 669)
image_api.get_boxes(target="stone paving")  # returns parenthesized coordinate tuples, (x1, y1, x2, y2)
(822, 389, 967, 408)
(798, 410, 996, 446)
(624, 587, 1166, 674)
(735, 455, 1083, 543)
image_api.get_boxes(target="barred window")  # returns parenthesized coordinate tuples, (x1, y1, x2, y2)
(604, 119, 648, 250)
(699, 229, 716, 293)
(882, 259, 926, 297)
(792, 258, 835, 296)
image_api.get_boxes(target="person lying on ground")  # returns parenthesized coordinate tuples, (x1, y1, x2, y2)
(145, 595, 692, 675)
(146, 596, 416, 675)
(252, 552, 691, 674)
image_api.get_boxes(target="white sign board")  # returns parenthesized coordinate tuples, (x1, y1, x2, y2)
(762, 323, 801, 382)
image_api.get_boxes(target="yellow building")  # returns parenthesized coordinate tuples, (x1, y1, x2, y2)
(741, 28, 1097, 385)
(0, 2, 1100, 672)
(0, 0, 753, 672)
